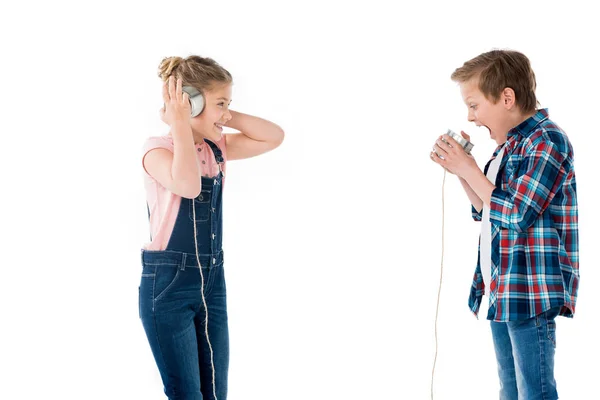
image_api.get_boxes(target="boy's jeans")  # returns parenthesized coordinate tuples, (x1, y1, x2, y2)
(490, 306, 560, 400)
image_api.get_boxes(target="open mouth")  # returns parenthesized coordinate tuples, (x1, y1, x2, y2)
(214, 123, 223, 131)
(479, 124, 491, 135)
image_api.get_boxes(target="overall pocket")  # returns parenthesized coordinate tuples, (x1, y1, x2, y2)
(189, 189, 211, 222)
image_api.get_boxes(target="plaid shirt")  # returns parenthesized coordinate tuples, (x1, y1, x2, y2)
(469, 109, 579, 322)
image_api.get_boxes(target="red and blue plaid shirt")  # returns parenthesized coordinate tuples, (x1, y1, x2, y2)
(469, 108, 579, 322)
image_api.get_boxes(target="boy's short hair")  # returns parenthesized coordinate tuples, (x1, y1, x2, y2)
(451, 49, 538, 114)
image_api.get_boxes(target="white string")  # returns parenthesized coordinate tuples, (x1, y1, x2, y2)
(192, 201, 218, 400)
(431, 169, 446, 399)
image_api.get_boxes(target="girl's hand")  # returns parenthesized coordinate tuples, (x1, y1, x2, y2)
(159, 76, 191, 128)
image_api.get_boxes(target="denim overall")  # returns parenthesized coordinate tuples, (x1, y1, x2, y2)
(139, 139, 228, 400)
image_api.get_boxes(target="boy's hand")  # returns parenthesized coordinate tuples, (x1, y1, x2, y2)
(460, 130, 471, 142)
(430, 132, 478, 178)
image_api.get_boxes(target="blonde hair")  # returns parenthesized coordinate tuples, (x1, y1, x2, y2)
(451, 49, 538, 114)
(158, 55, 232, 92)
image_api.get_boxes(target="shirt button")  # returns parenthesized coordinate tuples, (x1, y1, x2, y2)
(197, 148, 202, 152)
(211, 208, 215, 213)
(212, 233, 215, 240)
(212, 258, 216, 264)
(202, 161, 206, 164)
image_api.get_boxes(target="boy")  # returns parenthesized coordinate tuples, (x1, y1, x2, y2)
(430, 49, 579, 399)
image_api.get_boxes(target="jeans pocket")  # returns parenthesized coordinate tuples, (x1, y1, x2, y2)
(139, 270, 157, 317)
(154, 266, 181, 302)
(547, 320, 557, 348)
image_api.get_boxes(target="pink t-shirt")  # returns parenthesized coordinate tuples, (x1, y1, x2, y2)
(141, 135, 227, 250)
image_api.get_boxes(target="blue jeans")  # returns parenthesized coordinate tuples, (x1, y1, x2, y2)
(490, 307, 560, 400)
(139, 250, 229, 400)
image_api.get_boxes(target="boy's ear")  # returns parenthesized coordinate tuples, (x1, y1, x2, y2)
(502, 87, 516, 109)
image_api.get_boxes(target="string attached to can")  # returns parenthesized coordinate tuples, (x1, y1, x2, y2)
(192, 173, 218, 400)
(430, 130, 473, 399)
(431, 169, 446, 399)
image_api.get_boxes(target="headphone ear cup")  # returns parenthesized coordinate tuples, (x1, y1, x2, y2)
(182, 86, 205, 117)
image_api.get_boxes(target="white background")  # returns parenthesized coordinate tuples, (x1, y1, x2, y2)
(1, 1, 598, 399)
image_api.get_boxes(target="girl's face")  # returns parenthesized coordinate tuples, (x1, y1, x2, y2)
(190, 83, 233, 142)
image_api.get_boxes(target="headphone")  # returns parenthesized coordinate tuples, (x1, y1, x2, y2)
(182, 86, 205, 117)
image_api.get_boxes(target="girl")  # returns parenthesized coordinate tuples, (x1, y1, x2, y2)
(139, 55, 284, 400)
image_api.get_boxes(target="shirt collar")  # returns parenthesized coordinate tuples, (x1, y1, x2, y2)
(508, 108, 549, 138)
